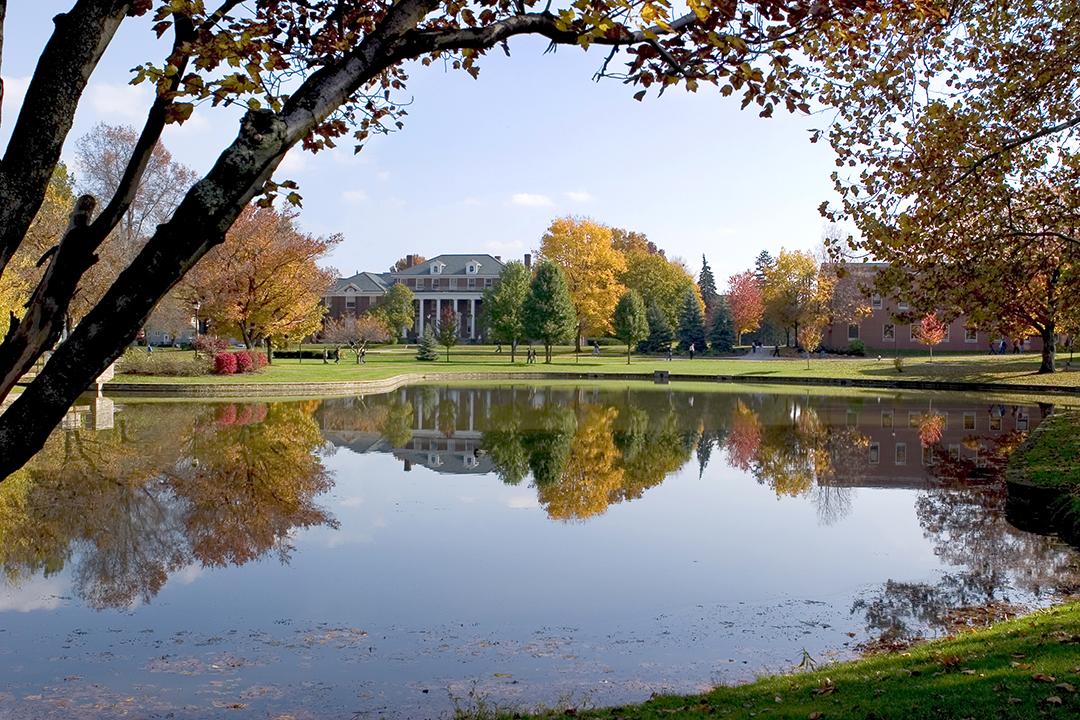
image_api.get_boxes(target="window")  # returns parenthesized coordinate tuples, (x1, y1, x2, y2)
(881, 410, 894, 428)
(430, 262, 443, 274)
(848, 324, 860, 340)
(909, 412, 921, 428)
(895, 443, 907, 465)
(883, 324, 895, 341)
(466, 262, 480, 274)
(846, 410, 859, 427)
(949, 444, 961, 461)
(1016, 411, 1029, 431)
(922, 445, 935, 465)
(468, 278, 476, 289)
(963, 412, 976, 430)
(345, 297, 356, 309)
(898, 300, 910, 310)
(869, 442, 880, 464)
(872, 294, 883, 309)
(989, 415, 1002, 431)
(432, 278, 440, 289)
(485, 278, 493, 287)
(448, 278, 457, 290)
(965, 326, 978, 343)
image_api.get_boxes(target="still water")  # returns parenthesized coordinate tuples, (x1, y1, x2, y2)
(1, 384, 1077, 718)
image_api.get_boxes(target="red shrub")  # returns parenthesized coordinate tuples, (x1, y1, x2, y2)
(252, 351, 268, 369)
(214, 352, 238, 375)
(235, 351, 254, 373)
(195, 334, 229, 355)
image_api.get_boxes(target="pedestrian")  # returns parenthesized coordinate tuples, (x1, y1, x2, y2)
(688, 342, 695, 360)
(666, 345, 673, 361)
(592, 341, 600, 356)
(322, 348, 328, 364)
(147, 344, 154, 354)
(773, 344, 781, 357)
(359, 347, 367, 364)
(334, 347, 340, 364)
(495, 342, 502, 354)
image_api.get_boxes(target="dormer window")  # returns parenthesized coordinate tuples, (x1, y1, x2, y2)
(466, 261, 481, 274)
(430, 262, 444, 275)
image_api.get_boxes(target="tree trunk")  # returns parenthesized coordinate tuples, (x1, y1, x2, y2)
(265, 337, 273, 365)
(1039, 324, 1056, 374)
(626, 342, 631, 364)
(510, 340, 516, 363)
(575, 327, 582, 354)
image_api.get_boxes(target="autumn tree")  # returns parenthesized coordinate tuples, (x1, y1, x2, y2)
(183, 205, 338, 357)
(640, 301, 674, 354)
(612, 289, 648, 364)
(539, 217, 626, 350)
(610, 228, 660, 256)
(391, 254, 425, 271)
(677, 288, 707, 352)
(482, 261, 530, 361)
(523, 261, 576, 364)
(375, 282, 415, 342)
(621, 250, 699, 329)
(322, 313, 390, 363)
(0, 1, 872, 477)
(762, 249, 835, 348)
(435, 306, 459, 362)
(914, 312, 948, 362)
(726, 271, 764, 344)
(810, 0, 1080, 374)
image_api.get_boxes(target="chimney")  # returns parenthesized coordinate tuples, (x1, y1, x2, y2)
(405, 254, 415, 268)
(494, 255, 502, 262)
(524, 253, 532, 269)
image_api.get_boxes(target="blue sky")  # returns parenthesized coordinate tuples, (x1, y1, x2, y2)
(2, 5, 838, 282)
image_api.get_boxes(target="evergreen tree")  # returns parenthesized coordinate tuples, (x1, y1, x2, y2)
(708, 299, 736, 353)
(698, 254, 719, 316)
(416, 326, 439, 361)
(640, 301, 674, 353)
(481, 261, 530, 361)
(753, 250, 775, 281)
(677, 289, 707, 352)
(523, 261, 577, 363)
(612, 289, 649, 364)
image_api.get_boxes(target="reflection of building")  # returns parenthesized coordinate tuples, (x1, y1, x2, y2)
(323, 253, 534, 340)
(819, 399, 1044, 489)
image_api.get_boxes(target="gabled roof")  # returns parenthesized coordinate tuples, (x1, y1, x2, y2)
(394, 254, 505, 277)
(328, 271, 389, 295)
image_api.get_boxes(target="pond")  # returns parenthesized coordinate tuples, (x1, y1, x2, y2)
(1, 384, 1078, 718)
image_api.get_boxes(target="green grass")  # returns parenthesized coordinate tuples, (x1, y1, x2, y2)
(466, 603, 1080, 720)
(1020, 411, 1080, 489)
(113, 345, 1080, 388)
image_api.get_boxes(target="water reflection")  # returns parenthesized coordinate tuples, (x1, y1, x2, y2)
(0, 401, 335, 609)
(2, 385, 1078, 718)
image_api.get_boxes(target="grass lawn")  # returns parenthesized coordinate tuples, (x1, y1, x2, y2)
(113, 345, 1080, 388)
(469, 602, 1080, 719)
(1019, 410, 1080, 489)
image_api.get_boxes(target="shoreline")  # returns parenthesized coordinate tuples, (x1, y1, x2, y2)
(99, 369, 1080, 398)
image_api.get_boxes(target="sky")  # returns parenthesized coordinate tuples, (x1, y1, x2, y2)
(1, 5, 840, 282)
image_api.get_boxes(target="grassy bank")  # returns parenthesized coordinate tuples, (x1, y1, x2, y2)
(480, 603, 1080, 719)
(111, 346, 1080, 388)
(1008, 410, 1080, 545)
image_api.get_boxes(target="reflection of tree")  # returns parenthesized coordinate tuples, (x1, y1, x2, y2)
(0, 401, 335, 609)
(916, 412, 945, 447)
(726, 400, 761, 471)
(521, 404, 577, 487)
(482, 403, 532, 485)
(537, 406, 625, 521)
(437, 397, 458, 438)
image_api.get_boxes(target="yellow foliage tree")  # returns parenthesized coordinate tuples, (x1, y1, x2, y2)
(539, 217, 626, 350)
(621, 249, 699, 329)
(537, 405, 625, 521)
(762, 249, 836, 349)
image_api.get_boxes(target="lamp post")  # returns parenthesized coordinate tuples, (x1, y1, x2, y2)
(193, 300, 201, 356)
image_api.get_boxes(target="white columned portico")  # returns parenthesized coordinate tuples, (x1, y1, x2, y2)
(417, 298, 425, 337)
(435, 297, 442, 328)
(469, 298, 476, 339)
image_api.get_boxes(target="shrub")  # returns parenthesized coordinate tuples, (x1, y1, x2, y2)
(119, 348, 212, 376)
(235, 351, 254, 373)
(252, 351, 268, 369)
(195, 334, 229, 356)
(214, 352, 238, 374)
(848, 339, 866, 356)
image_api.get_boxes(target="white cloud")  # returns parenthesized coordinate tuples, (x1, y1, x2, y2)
(0, 574, 68, 612)
(511, 192, 553, 207)
(341, 189, 369, 204)
(564, 190, 593, 203)
(87, 81, 153, 122)
(462, 196, 484, 207)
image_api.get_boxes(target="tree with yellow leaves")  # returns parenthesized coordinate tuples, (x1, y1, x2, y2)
(539, 217, 626, 351)
(762, 249, 836, 349)
(183, 205, 338, 358)
(621, 250, 700, 330)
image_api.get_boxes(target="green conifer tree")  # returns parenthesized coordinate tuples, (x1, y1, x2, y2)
(708, 299, 736, 354)
(698, 254, 719, 319)
(640, 301, 674, 353)
(677, 289, 707, 352)
(416, 326, 439, 361)
(523, 261, 576, 363)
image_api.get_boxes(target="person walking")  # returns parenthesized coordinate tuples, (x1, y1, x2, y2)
(495, 342, 502, 354)
(666, 345, 673, 361)
(773, 344, 781, 357)
(359, 346, 367, 364)
(688, 342, 695, 360)
(592, 341, 600, 357)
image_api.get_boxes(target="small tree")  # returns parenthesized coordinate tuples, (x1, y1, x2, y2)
(677, 289, 707, 352)
(523, 261, 577, 363)
(436, 307, 460, 362)
(322, 314, 390, 363)
(416, 327, 439, 362)
(376, 283, 416, 342)
(913, 312, 948, 362)
(613, 290, 648, 365)
(640, 301, 674, 353)
(708, 300, 736, 354)
(698, 254, 720, 321)
(727, 270, 764, 344)
(798, 318, 827, 369)
(482, 261, 530, 362)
